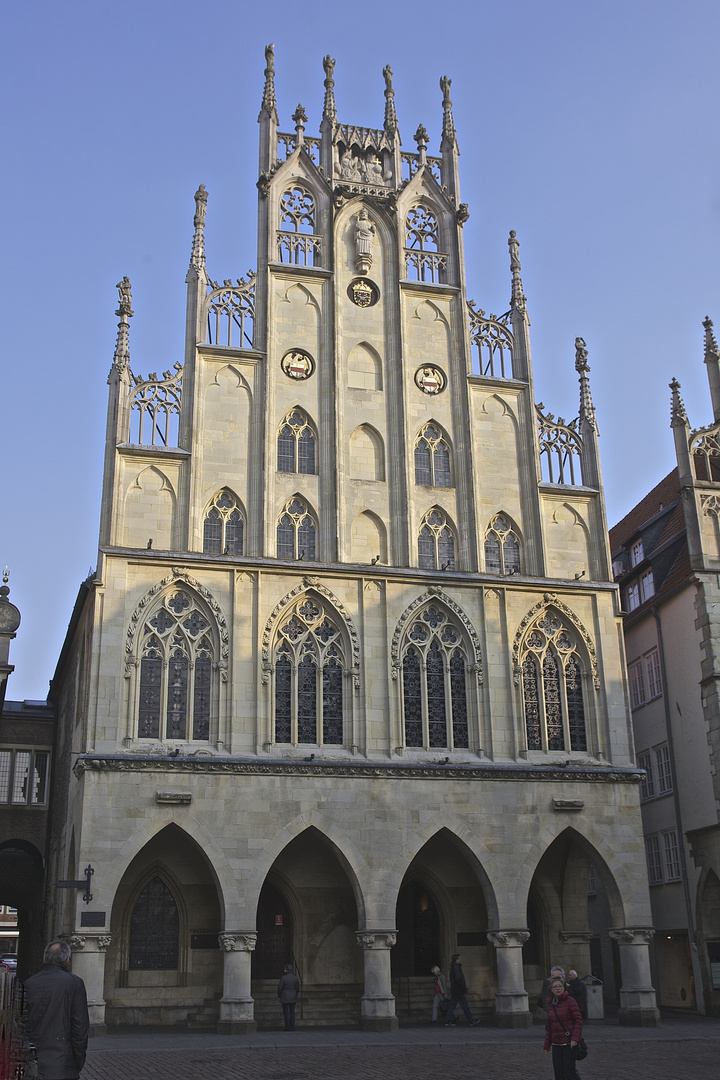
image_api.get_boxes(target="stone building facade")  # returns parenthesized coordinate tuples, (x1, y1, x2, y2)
(609, 321, 720, 1015)
(46, 48, 658, 1032)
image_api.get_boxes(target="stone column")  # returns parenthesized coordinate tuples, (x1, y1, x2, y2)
(65, 933, 112, 1037)
(356, 931, 398, 1031)
(609, 928, 660, 1026)
(487, 930, 532, 1028)
(217, 932, 257, 1034)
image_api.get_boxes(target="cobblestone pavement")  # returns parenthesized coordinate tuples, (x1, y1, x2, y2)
(84, 1018, 720, 1080)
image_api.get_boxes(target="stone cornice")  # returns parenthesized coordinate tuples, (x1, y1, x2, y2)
(74, 753, 642, 784)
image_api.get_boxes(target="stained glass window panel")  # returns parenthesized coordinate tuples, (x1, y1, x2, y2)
(403, 650, 423, 747)
(129, 877, 179, 970)
(504, 534, 520, 574)
(450, 652, 469, 748)
(322, 660, 343, 745)
(166, 652, 188, 740)
(298, 517, 316, 560)
(297, 429, 315, 475)
(415, 441, 432, 486)
(565, 655, 586, 751)
(225, 511, 243, 556)
(523, 657, 541, 750)
(192, 658, 211, 740)
(426, 641, 447, 748)
(418, 526, 435, 569)
(433, 443, 451, 487)
(278, 426, 295, 472)
(438, 528, 455, 569)
(543, 652, 563, 750)
(484, 534, 501, 574)
(277, 515, 295, 559)
(138, 657, 162, 739)
(203, 507, 222, 553)
(275, 655, 292, 743)
(297, 656, 317, 743)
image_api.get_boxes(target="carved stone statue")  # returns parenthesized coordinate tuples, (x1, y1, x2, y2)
(363, 154, 384, 184)
(337, 148, 362, 181)
(354, 208, 376, 274)
(116, 276, 133, 317)
(575, 336, 589, 368)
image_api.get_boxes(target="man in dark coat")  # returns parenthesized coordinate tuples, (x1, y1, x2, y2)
(566, 970, 588, 1018)
(443, 953, 479, 1026)
(277, 964, 300, 1031)
(24, 940, 89, 1080)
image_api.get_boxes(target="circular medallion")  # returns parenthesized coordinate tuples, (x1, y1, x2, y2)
(347, 278, 379, 308)
(281, 349, 315, 381)
(414, 365, 446, 395)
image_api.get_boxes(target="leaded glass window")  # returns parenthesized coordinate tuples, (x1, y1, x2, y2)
(129, 876, 179, 970)
(401, 606, 470, 750)
(520, 610, 588, 754)
(414, 424, 452, 487)
(417, 508, 456, 570)
(277, 410, 316, 474)
(273, 597, 346, 746)
(135, 591, 216, 742)
(276, 497, 317, 561)
(203, 491, 244, 555)
(484, 515, 521, 575)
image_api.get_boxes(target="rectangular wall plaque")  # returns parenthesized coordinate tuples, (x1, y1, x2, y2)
(80, 912, 106, 927)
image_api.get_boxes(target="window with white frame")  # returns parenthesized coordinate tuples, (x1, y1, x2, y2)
(645, 648, 662, 699)
(637, 751, 655, 799)
(663, 830, 681, 880)
(629, 659, 646, 709)
(645, 835, 663, 885)
(631, 539, 644, 566)
(0, 748, 50, 805)
(626, 582, 640, 611)
(655, 743, 672, 793)
(640, 569, 655, 603)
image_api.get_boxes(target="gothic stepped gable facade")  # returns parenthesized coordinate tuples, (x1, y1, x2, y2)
(46, 47, 658, 1033)
(609, 323, 720, 1016)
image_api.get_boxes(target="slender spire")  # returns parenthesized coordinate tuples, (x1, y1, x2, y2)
(189, 184, 208, 274)
(704, 316, 720, 366)
(260, 42, 278, 121)
(440, 76, 457, 149)
(322, 55, 337, 125)
(292, 104, 307, 148)
(670, 377, 688, 427)
(702, 316, 720, 422)
(508, 230, 526, 313)
(413, 124, 428, 165)
(111, 276, 133, 374)
(575, 337, 597, 431)
(383, 65, 398, 136)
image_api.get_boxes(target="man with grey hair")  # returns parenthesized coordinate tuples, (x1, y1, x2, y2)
(23, 940, 89, 1079)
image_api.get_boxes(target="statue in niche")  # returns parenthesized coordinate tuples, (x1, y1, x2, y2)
(337, 148, 362, 182)
(364, 153, 385, 184)
(354, 208, 376, 274)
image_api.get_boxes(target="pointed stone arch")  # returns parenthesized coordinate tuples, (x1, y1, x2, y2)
(261, 579, 360, 686)
(280, 280, 321, 314)
(511, 592, 598, 689)
(207, 364, 252, 398)
(391, 585, 483, 686)
(123, 466, 176, 550)
(348, 342, 383, 390)
(350, 510, 387, 564)
(480, 393, 519, 426)
(409, 297, 449, 328)
(349, 423, 385, 480)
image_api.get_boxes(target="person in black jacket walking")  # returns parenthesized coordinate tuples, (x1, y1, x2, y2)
(277, 964, 300, 1031)
(24, 940, 89, 1080)
(444, 954, 479, 1026)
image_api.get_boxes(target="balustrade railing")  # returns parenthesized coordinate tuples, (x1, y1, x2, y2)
(277, 231, 322, 267)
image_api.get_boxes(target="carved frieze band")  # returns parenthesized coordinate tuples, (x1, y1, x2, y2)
(511, 592, 599, 689)
(390, 585, 484, 686)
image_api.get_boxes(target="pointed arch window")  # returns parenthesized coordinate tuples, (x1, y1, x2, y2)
(401, 605, 469, 750)
(484, 515, 521, 575)
(278, 186, 321, 266)
(277, 410, 316, 475)
(418, 508, 455, 570)
(129, 875, 180, 970)
(277, 497, 317, 561)
(521, 611, 587, 753)
(273, 597, 346, 746)
(203, 491, 244, 555)
(137, 590, 215, 742)
(415, 424, 452, 487)
(404, 205, 447, 283)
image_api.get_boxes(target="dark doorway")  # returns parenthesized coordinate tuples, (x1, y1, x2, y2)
(253, 882, 293, 979)
(393, 880, 440, 977)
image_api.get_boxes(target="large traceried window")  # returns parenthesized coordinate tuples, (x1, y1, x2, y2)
(137, 590, 215, 741)
(203, 491, 244, 555)
(128, 875, 179, 970)
(400, 604, 470, 750)
(414, 424, 452, 487)
(521, 610, 588, 752)
(277, 409, 316, 474)
(276, 497, 317, 561)
(273, 597, 346, 746)
(404, 205, 447, 283)
(418, 508, 455, 570)
(484, 515, 521, 575)
(278, 186, 321, 266)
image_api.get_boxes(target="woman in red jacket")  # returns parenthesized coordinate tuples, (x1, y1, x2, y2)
(543, 975, 583, 1079)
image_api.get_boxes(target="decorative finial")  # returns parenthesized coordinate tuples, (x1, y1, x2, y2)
(189, 184, 208, 272)
(260, 43, 278, 121)
(292, 104, 307, 147)
(575, 337, 597, 430)
(2, 567, 8, 585)
(322, 55, 337, 124)
(670, 377, 688, 427)
(508, 230, 526, 313)
(112, 277, 133, 374)
(383, 65, 398, 136)
(704, 316, 720, 366)
(414, 124, 428, 164)
(440, 75, 457, 148)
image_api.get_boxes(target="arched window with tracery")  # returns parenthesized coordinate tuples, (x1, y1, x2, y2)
(415, 424, 452, 487)
(277, 409, 316, 474)
(520, 610, 587, 753)
(418, 508, 455, 570)
(129, 875, 179, 970)
(401, 605, 469, 750)
(136, 589, 215, 742)
(273, 596, 346, 746)
(277, 497, 317, 561)
(278, 186, 321, 266)
(203, 491, 244, 555)
(404, 205, 447, 283)
(484, 515, 521, 575)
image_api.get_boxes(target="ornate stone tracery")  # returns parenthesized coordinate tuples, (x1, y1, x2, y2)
(391, 588, 483, 687)
(511, 594, 598, 689)
(261, 582, 360, 688)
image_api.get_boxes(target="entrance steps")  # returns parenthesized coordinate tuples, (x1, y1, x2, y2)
(252, 980, 363, 1029)
(392, 977, 493, 1025)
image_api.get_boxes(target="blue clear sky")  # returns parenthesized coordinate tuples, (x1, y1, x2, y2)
(2, 1, 720, 701)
